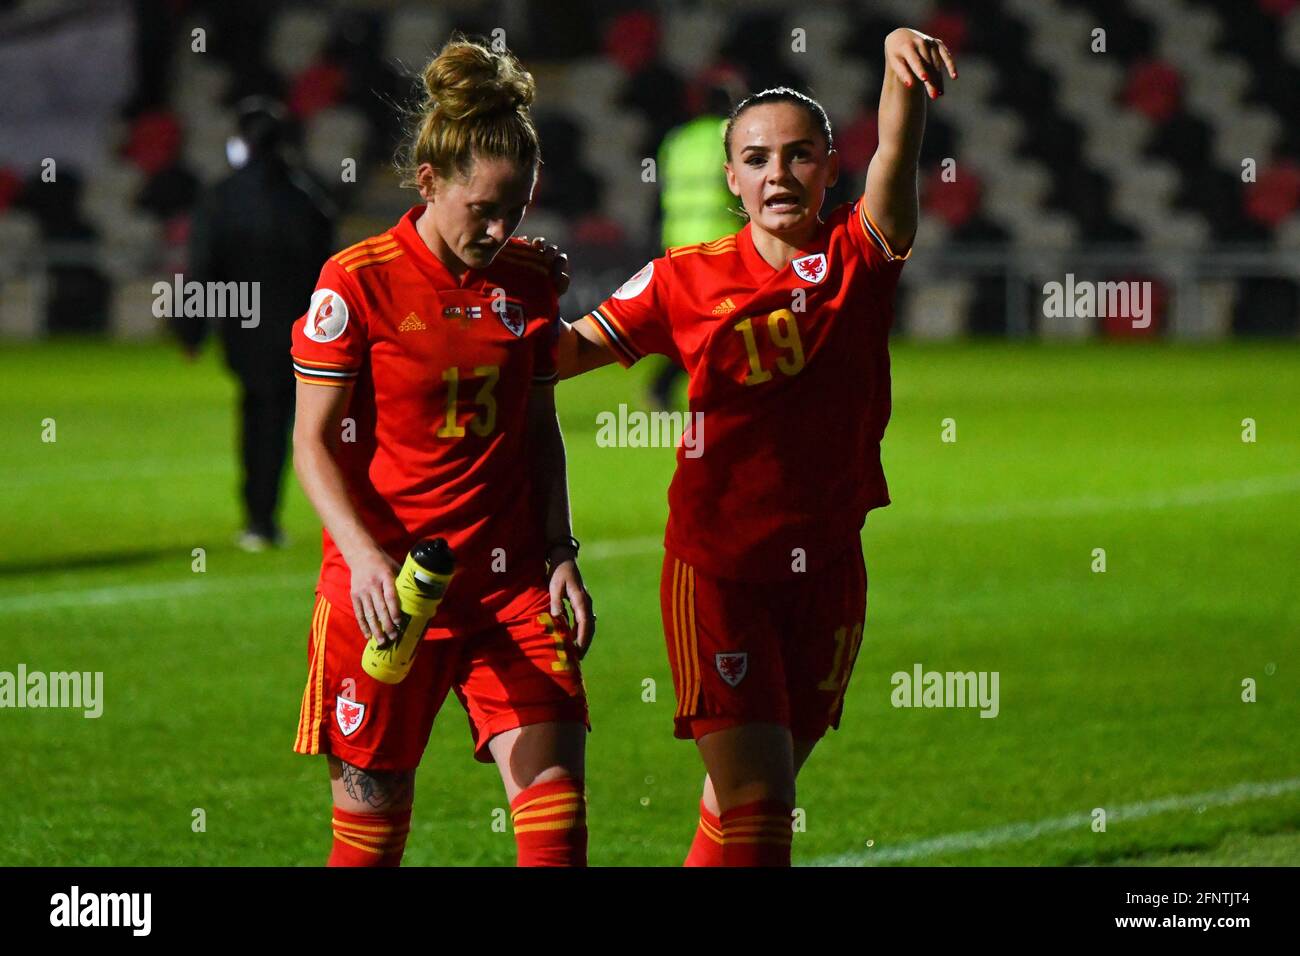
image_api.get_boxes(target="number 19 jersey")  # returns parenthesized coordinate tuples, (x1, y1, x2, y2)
(584, 197, 909, 582)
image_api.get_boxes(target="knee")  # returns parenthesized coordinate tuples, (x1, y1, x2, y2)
(713, 777, 795, 812)
(523, 765, 583, 791)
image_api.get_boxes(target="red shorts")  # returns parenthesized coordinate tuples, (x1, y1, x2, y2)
(293, 588, 588, 771)
(660, 544, 867, 742)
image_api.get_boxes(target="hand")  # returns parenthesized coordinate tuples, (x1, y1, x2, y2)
(548, 559, 595, 659)
(349, 546, 403, 647)
(519, 235, 570, 296)
(885, 28, 958, 100)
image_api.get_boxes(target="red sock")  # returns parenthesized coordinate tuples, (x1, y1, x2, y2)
(720, 799, 793, 867)
(683, 800, 724, 867)
(327, 807, 411, 867)
(510, 778, 587, 867)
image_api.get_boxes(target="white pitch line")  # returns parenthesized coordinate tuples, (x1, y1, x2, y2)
(0, 573, 318, 613)
(807, 776, 1300, 866)
(3, 471, 1298, 613)
(0, 540, 666, 613)
(583, 535, 662, 560)
(3, 460, 232, 489)
(903, 472, 1300, 524)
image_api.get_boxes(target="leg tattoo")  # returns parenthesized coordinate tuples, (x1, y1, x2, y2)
(339, 761, 414, 811)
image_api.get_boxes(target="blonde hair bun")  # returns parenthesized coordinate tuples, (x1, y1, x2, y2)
(422, 38, 535, 122)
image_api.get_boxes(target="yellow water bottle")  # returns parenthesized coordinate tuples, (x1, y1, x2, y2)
(361, 538, 455, 684)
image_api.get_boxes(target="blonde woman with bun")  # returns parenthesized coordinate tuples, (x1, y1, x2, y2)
(290, 35, 593, 867)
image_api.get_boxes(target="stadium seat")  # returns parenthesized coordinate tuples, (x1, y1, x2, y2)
(82, 161, 144, 229)
(268, 7, 332, 79)
(110, 278, 167, 340)
(384, 6, 450, 73)
(304, 107, 369, 183)
(0, 276, 41, 338)
(660, 8, 728, 78)
(0, 211, 40, 280)
(903, 279, 975, 339)
(99, 214, 162, 280)
(1243, 159, 1300, 228)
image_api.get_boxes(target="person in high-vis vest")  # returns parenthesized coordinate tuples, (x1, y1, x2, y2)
(647, 70, 744, 409)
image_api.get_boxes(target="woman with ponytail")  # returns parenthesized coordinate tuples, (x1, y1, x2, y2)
(559, 27, 958, 866)
(289, 36, 592, 867)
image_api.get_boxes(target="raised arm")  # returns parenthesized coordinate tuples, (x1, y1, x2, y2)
(864, 28, 958, 257)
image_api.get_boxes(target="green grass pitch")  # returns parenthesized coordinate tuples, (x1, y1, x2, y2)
(1, 338, 1297, 866)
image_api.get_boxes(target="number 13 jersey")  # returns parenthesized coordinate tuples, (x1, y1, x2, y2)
(290, 205, 559, 635)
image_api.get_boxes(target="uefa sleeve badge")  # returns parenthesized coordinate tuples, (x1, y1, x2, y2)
(305, 288, 350, 343)
(613, 261, 654, 300)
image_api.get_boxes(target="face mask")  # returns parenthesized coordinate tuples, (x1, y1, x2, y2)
(225, 136, 250, 169)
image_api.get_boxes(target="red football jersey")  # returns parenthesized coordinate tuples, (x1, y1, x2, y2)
(291, 205, 560, 636)
(586, 196, 909, 582)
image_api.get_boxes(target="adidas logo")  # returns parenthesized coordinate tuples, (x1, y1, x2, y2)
(712, 297, 737, 315)
(398, 312, 426, 332)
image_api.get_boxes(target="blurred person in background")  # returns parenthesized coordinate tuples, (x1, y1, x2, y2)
(176, 96, 335, 552)
(645, 68, 744, 410)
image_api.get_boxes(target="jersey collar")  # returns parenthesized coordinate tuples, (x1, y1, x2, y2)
(393, 205, 485, 289)
(738, 217, 829, 284)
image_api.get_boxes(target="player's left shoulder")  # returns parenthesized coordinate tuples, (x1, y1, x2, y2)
(830, 197, 859, 226)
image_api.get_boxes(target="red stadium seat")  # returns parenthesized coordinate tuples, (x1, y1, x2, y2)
(288, 60, 346, 120)
(603, 11, 661, 73)
(1258, 0, 1299, 16)
(1123, 59, 1183, 123)
(571, 214, 625, 247)
(836, 109, 879, 180)
(1244, 159, 1300, 228)
(922, 165, 982, 229)
(122, 111, 182, 176)
(1101, 274, 1168, 338)
(0, 167, 22, 212)
(922, 10, 968, 56)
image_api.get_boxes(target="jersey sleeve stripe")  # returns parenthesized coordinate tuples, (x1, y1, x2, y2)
(293, 372, 350, 388)
(344, 248, 405, 272)
(587, 307, 639, 366)
(595, 308, 642, 361)
(333, 237, 398, 265)
(858, 201, 912, 262)
(669, 238, 736, 259)
(293, 361, 358, 381)
(293, 356, 356, 370)
(532, 370, 559, 385)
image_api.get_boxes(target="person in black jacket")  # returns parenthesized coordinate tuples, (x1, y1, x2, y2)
(177, 97, 335, 550)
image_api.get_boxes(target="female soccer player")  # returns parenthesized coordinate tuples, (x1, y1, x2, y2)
(291, 36, 593, 867)
(558, 28, 958, 865)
